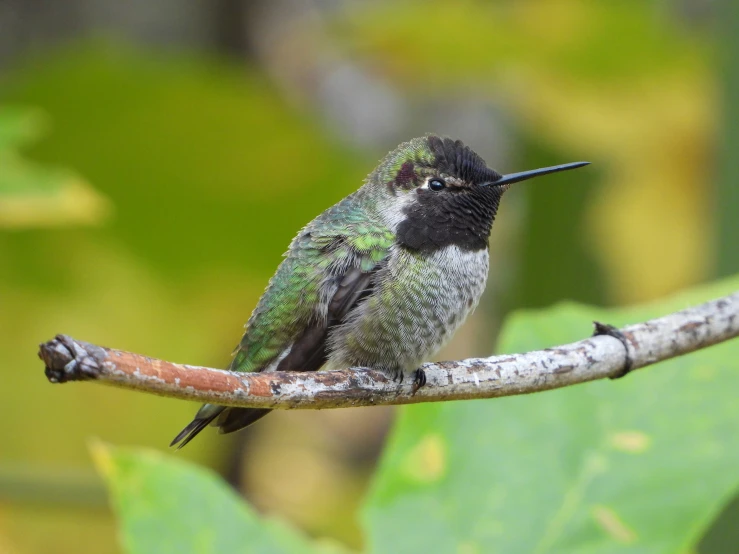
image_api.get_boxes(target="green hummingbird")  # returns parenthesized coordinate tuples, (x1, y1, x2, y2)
(171, 135, 589, 448)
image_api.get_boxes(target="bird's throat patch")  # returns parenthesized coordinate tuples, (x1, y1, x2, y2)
(396, 187, 501, 253)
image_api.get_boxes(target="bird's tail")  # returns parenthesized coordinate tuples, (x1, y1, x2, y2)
(216, 407, 271, 434)
(170, 404, 224, 449)
(170, 404, 271, 449)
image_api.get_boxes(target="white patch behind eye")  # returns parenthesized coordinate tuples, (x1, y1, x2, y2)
(378, 191, 415, 232)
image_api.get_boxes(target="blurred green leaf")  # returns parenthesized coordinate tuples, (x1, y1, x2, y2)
(92, 442, 338, 554)
(0, 106, 110, 228)
(0, 106, 46, 150)
(0, 42, 366, 278)
(364, 276, 739, 553)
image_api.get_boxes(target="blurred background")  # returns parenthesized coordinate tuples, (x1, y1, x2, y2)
(0, 0, 736, 552)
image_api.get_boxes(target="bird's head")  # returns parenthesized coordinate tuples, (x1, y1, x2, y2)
(370, 135, 588, 252)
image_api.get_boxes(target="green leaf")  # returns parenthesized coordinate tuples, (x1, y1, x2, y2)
(92, 443, 335, 554)
(0, 106, 110, 228)
(364, 276, 739, 553)
(0, 106, 47, 150)
(0, 43, 365, 274)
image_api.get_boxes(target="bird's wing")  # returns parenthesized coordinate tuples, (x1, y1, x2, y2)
(209, 262, 380, 438)
(230, 201, 394, 375)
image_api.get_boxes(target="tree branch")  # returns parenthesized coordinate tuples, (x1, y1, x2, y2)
(39, 292, 739, 409)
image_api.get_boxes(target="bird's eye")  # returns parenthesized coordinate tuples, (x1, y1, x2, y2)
(428, 178, 446, 191)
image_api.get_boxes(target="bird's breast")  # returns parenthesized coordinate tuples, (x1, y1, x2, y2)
(327, 244, 489, 371)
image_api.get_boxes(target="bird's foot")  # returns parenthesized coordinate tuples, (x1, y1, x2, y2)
(410, 368, 427, 396)
(593, 321, 633, 379)
(388, 368, 426, 394)
(390, 368, 405, 384)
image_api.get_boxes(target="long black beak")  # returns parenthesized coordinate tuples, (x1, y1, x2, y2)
(484, 161, 590, 187)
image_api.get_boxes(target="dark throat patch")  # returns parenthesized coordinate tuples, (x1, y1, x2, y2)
(397, 186, 502, 252)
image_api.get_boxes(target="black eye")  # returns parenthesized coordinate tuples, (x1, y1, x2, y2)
(428, 178, 446, 191)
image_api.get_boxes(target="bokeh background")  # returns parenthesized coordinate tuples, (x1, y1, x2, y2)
(0, 0, 737, 552)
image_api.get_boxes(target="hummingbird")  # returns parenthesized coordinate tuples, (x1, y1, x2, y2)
(171, 135, 589, 448)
